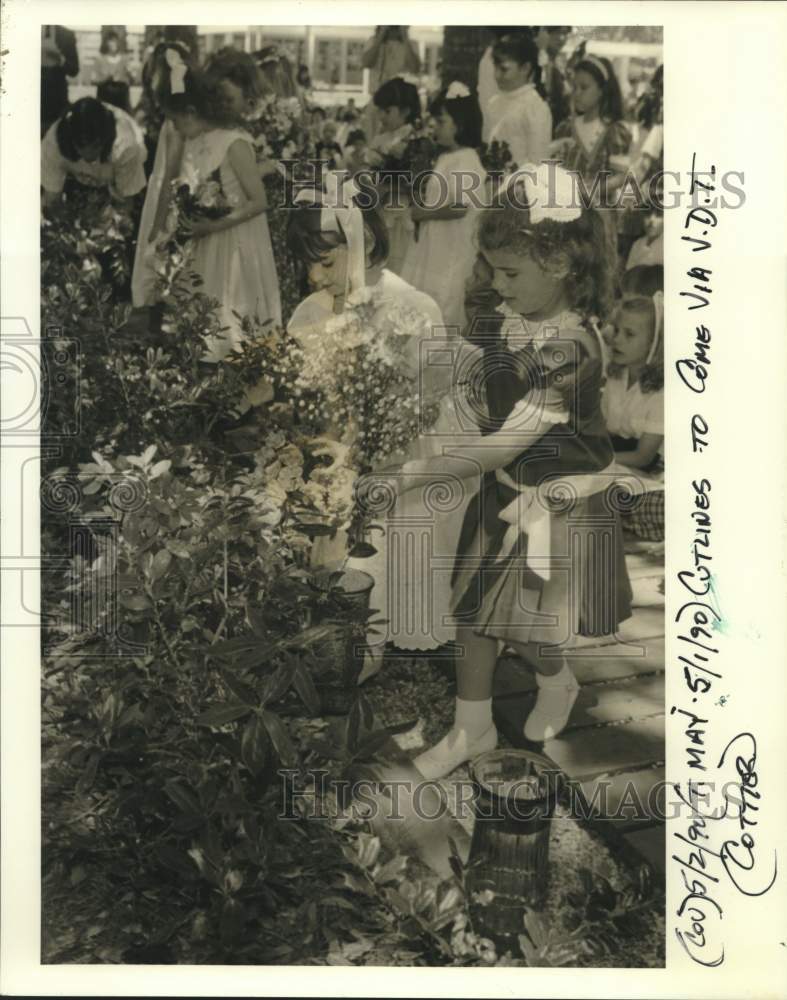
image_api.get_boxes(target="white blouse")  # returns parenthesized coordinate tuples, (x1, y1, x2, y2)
(41, 102, 146, 198)
(485, 82, 553, 166)
(602, 373, 664, 440)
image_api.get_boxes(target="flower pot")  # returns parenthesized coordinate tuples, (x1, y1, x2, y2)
(314, 568, 374, 715)
(465, 749, 560, 953)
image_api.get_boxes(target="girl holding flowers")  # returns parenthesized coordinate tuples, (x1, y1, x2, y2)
(390, 164, 633, 778)
(401, 82, 486, 329)
(158, 54, 281, 362)
(286, 174, 470, 660)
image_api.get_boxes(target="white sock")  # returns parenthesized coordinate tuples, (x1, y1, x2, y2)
(454, 697, 493, 738)
(535, 661, 575, 688)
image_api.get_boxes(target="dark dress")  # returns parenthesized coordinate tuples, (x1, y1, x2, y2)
(451, 309, 633, 645)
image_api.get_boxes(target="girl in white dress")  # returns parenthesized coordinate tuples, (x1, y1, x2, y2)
(155, 55, 281, 361)
(401, 82, 486, 330)
(287, 177, 472, 660)
(131, 43, 194, 309)
(484, 33, 552, 167)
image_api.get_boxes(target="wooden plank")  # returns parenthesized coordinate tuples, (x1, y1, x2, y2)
(566, 606, 664, 650)
(494, 637, 665, 697)
(576, 766, 666, 830)
(540, 715, 664, 778)
(624, 824, 666, 878)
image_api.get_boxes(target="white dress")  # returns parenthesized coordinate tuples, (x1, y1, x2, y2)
(288, 269, 475, 650)
(485, 82, 553, 167)
(179, 128, 282, 362)
(132, 118, 180, 308)
(400, 146, 486, 330)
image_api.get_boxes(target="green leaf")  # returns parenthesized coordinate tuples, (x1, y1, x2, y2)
(195, 702, 251, 727)
(165, 539, 192, 559)
(150, 549, 172, 582)
(261, 709, 297, 767)
(374, 855, 408, 885)
(260, 659, 296, 706)
(346, 697, 362, 754)
(240, 715, 269, 776)
(291, 663, 320, 715)
(220, 668, 257, 706)
(164, 780, 200, 816)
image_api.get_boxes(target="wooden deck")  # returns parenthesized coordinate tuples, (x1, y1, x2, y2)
(492, 545, 666, 881)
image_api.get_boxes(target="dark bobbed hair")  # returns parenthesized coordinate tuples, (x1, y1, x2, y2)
(345, 128, 366, 147)
(287, 199, 390, 270)
(492, 33, 546, 100)
(373, 77, 421, 123)
(477, 194, 615, 321)
(574, 56, 624, 123)
(100, 30, 122, 55)
(608, 295, 663, 392)
(622, 264, 663, 298)
(56, 97, 117, 162)
(429, 89, 482, 148)
(204, 48, 265, 102)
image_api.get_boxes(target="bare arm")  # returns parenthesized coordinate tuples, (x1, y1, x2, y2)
(615, 433, 663, 469)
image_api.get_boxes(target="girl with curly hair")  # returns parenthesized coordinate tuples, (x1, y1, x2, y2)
(392, 165, 633, 777)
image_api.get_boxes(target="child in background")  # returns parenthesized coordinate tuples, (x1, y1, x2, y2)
(342, 128, 368, 176)
(625, 205, 663, 270)
(42, 96, 146, 211)
(316, 120, 343, 169)
(366, 76, 422, 274)
(552, 54, 630, 254)
(602, 278, 664, 542)
(206, 49, 303, 326)
(401, 83, 486, 329)
(161, 57, 281, 361)
(484, 32, 553, 166)
(395, 165, 632, 777)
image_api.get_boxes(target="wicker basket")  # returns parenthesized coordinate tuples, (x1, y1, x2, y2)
(313, 568, 374, 715)
(465, 749, 560, 953)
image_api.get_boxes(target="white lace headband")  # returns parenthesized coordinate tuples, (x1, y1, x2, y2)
(293, 172, 366, 297)
(505, 162, 582, 225)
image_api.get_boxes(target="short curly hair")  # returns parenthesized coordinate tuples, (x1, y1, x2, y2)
(477, 193, 615, 321)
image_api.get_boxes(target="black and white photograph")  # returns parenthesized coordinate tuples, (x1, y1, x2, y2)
(1, 2, 786, 996)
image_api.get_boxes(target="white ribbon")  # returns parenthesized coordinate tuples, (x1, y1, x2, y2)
(165, 47, 187, 95)
(293, 171, 366, 297)
(506, 162, 582, 225)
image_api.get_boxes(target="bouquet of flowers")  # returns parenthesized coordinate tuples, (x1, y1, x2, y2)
(168, 168, 232, 244)
(480, 138, 518, 176)
(293, 285, 439, 471)
(245, 94, 305, 170)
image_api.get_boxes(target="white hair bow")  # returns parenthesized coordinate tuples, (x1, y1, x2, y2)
(165, 47, 187, 95)
(506, 162, 582, 225)
(446, 80, 470, 100)
(293, 171, 366, 297)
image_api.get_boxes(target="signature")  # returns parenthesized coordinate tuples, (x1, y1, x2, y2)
(673, 731, 777, 966)
(715, 732, 777, 897)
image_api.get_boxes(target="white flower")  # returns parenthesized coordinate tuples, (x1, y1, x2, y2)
(446, 81, 471, 100)
(509, 162, 582, 225)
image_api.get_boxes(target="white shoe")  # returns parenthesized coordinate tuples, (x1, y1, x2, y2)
(413, 725, 498, 781)
(523, 666, 579, 742)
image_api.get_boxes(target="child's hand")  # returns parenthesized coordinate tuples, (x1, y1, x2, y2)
(179, 216, 213, 238)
